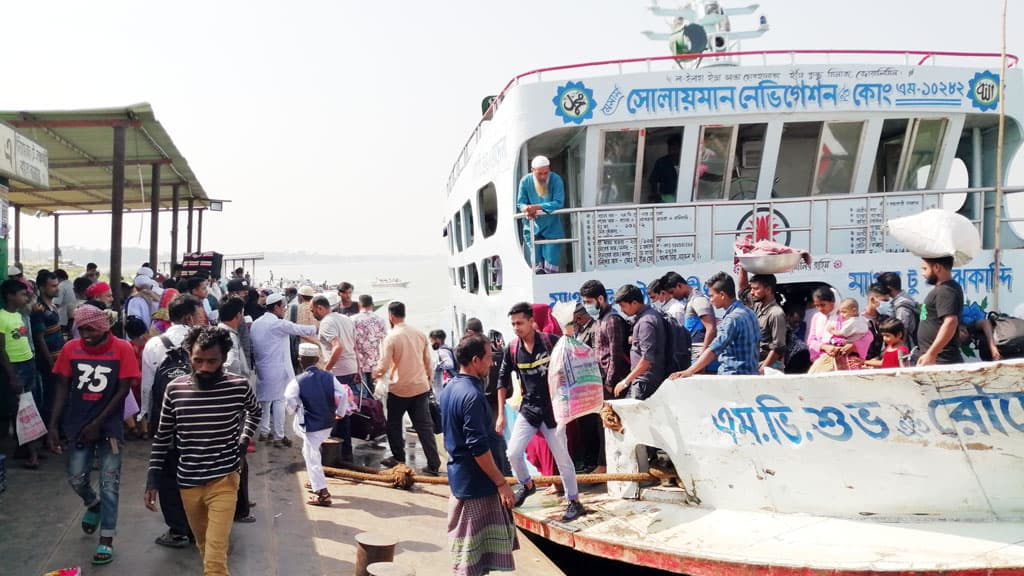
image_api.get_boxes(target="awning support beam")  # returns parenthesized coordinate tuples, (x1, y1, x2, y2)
(110, 126, 126, 311)
(13, 205, 20, 265)
(149, 163, 161, 271)
(171, 184, 180, 274)
(186, 198, 194, 254)
(197, 209, 204, 252)
(53, 214, 59, 270)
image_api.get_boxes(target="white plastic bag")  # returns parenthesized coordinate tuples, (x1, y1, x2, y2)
(16, 392, 47, 445)
(886, 209, 981, 266)
(548, 337, 604, 425)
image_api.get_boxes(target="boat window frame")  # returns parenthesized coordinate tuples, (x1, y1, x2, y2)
(597, 127, 647, 205)
(895, 117, 950, 191)
(477, 182, 498, 239)
(461, 200, 475, 249)
(810, 120, 866, 196)
(694, 124, 739, 201)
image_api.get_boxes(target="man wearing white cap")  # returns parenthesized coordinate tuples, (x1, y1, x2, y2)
(251, 292, 317, 446)
(284, 342, 348, 507)
(125, 273, 162, 330)
(517, 155, 566, 274)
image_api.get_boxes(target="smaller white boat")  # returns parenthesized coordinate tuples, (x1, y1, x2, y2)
(371, 277, 410, 288)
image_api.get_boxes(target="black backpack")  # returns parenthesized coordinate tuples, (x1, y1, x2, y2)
(989, 312, 1024, 358)
(150, 336, 192, 429)
(657, 310, 692, 373)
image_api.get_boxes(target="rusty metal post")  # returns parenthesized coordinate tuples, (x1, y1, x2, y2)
(13, 205, 20, 265)
(149, 163, 161, 270)
(354, 533, 398, 576)
(53, 214, 59, 270)
(170, 184, 180, 275)
(110, 125, 126, 311)
(186, 198, 194, 254)
(197, 209, 203, 252)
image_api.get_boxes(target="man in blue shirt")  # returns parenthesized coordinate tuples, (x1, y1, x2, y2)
(441, 334, 517, 575)
(517, 155, 565, 274)
(672, 272, 760, 377)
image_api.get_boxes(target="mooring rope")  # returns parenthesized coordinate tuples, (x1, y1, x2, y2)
(323, 462, 660, 490)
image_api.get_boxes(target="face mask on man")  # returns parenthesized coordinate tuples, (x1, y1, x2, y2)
(584, 303, 600, 320)
(877, 299, 893, 316)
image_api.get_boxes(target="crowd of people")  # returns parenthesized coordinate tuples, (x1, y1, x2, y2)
(0, 252, 1008, 575)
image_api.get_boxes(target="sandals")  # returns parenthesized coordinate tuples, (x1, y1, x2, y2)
(82, 505, 101, 534)
(92, 543, 113, 565)
(307, 490, 332, 507)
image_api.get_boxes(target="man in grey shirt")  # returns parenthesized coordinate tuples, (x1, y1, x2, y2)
(662, 271, 717, 364)
(612, 285, 667, 400)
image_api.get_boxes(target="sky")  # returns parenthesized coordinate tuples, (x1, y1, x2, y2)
(5, 0, 1023, 260)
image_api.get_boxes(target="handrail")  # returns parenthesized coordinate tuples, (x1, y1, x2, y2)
(447, 49, 1020, 196)
(511, 186, 1024, 273)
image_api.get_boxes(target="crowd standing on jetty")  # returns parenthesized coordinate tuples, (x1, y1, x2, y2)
(0, 250, 1017, 575)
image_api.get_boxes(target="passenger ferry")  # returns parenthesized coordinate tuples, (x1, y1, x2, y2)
(441, 2, 1024, 573)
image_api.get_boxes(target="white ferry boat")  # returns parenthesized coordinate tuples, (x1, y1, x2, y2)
(370, 277, 410, 288)
(441, 2, 1024, 573)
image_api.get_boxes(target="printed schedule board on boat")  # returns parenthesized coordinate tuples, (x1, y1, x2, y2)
(180, 251, 223, 279)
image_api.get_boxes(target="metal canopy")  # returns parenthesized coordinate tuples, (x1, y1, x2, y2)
(0, 103, 211, 214)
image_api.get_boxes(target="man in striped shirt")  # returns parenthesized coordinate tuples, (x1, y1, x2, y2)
(145, 326, 261, 576)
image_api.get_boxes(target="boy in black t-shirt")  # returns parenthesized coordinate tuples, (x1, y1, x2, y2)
(917, 256, 964, 366)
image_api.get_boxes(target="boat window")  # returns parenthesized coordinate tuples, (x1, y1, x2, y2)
(772, 122, 822, 199)
(899, 118, 948, 190)
(729, 124, 767, 200)
(694, 126, 737, 200)
(868, 119, 909, 192)
(600, 129, 641, 205)
(453, 211, 464, 252)
(458, 267, 466, 290)
(449, 267, 456, 287)
(446, 221, 454, 256)
(812, 122, 864, 195)
(462, 200, 475, 248)
(640, 127, 685, 203)
(482, 255, 503, 294)
(478, 183, 498, 238)
(467, 263, 480, 294)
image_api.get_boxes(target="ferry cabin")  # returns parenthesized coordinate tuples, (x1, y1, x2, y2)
(442, 52, 1024, 342)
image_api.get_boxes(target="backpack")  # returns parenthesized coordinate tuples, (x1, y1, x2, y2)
(988, 312, 1024, 358)
(437, 345, 458, 383)
(150, 336, 192, 430)
(894, 297, 920, 348)
(657, 309, 692, 373)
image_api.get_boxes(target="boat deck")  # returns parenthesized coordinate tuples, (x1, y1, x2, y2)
(513, 489, 1024, 575)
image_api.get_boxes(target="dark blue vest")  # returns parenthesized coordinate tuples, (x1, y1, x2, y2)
(297, 367, 336, 432)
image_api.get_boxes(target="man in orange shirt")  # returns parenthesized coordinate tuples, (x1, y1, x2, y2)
(372, 302, 441, 476)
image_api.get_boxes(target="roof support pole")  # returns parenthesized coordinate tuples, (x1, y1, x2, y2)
(197, 209, 204, 252)
(186, 198, 194, 254)
(171, 184, 180, 275)
(110, 125, 126, 312)
(53, 214, 59, 271)
(149, 163, 161, 272)
(13, 205, 20, 265)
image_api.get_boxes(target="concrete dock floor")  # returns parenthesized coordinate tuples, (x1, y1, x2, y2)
(0, 427, 563, 576)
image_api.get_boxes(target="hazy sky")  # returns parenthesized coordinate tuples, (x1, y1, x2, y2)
(6, 0, 1023, 260)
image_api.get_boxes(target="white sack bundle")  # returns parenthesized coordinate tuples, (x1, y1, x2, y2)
(885, 209, 981, 266)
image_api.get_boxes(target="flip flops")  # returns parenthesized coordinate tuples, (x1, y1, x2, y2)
(81, 505, 101, 535)
(307, 490, 332, 507)
(92, 544, 113, 565)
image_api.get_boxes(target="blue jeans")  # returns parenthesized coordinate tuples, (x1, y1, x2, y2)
(67, 440, 122, 538)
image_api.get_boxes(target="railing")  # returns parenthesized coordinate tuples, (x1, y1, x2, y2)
(447, 49, 1019, 196)
(515, 186, 1024, 274)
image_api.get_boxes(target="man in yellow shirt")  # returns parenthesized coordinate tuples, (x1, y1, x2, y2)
(372, 302, 441, 476)
(1, 279, 39, 468)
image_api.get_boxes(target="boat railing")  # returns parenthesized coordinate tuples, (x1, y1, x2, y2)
(516, 186, 1024, 274)
(447, 49, 1019, 196)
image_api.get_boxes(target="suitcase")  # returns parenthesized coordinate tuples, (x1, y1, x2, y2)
(349, 381, 387, 441)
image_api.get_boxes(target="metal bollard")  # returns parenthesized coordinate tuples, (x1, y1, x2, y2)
(367, 562, 414, 576)
(354, 532, 398, 576)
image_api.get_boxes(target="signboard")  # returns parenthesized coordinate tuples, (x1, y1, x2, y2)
(581, 206, 697, 270)
(0, 122, 48, 188)
(180, 251, 224, 279)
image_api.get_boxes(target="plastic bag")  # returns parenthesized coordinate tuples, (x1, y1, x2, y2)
(548, 336, 604, 425)
(123, 391, 140, 422)
(16, 392, 47, 445)
(886, 209, 981, 266)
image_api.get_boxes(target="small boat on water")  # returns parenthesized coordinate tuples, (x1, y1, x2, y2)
(441, 0, 1024, 573)
(371, 277, 410, 288)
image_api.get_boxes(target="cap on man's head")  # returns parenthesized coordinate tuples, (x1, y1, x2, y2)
(137, 266, 154, 279)
(6, 266, 21, 277)
(227, 278, 248, 292)
(265, 292, 284, 307)
(298, 285, 316, 297)
(531, 155, 550, 170)
(298, 342, 320, 358)
(134, 275, 158, 289)
(85, 281, 111, 299)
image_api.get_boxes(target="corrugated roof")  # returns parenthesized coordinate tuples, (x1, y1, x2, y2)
(0, 103, 212, 214)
